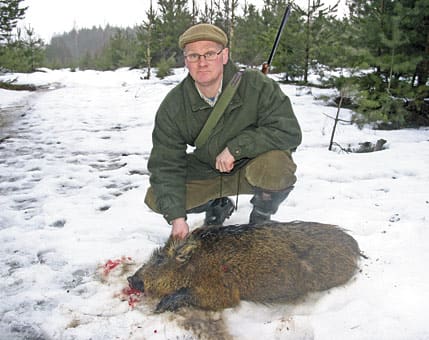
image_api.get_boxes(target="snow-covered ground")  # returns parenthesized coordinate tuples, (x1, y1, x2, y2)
(1, 68, 428, 340)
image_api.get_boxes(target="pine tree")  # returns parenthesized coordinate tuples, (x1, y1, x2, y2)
(233, 3, 265, 66)
(345, 0, 429, 128)
(209, 0, 239, 57)
(104, 29, 137, 69)
(379, 6, 408, 91)
(257, 0, 307, 79)
(21, 25, 44, 71)
(293, 0, 339, 83)
(347, 0, 396, 74)
(316, 16, 370, 73)
(156, 0, 192, 63)
(136, 0, 157, 78)
(0, 25, 43, 72)
(398, 0, 429, 86)
(348, 0, 428, 87)
(45, 36, 74, 68)
(199, 0, 215, 24)
(228, 0, 238, 56)
(0, 0, 27, 42)
(191, 0, 199, 24)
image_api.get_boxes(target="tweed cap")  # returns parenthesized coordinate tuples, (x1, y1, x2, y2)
(179, 23, 228, 49)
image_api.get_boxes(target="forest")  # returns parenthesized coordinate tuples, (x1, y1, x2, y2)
(1, 0, 428, 128)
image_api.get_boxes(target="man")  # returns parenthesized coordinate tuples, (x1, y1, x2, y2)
(145, 23, 302, 239)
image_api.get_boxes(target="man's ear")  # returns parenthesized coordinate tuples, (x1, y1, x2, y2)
(222, 48, 229, 65)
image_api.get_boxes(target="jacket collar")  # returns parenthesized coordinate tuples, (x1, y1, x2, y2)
(185, 60, 239, 112)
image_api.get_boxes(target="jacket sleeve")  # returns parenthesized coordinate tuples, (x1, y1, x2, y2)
(226, 72, 302, 159)
(147, 103, 188, 223)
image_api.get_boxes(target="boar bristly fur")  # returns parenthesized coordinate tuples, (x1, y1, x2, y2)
(128, 221, 360, 312)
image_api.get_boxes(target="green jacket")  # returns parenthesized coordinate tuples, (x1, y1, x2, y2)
(147, 60, 302, 222)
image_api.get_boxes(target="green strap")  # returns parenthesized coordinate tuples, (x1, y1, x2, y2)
(194, 71, 243, 148)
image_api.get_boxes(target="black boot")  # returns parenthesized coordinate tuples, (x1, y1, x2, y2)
(204, 197, 235, 226)
(249, 187, 293, 224)
(187, 197, 235, 227)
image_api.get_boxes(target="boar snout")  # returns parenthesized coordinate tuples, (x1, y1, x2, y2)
(128, 275, 145, 292)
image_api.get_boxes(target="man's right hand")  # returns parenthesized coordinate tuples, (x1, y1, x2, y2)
(215, 147, 235, 173)
(171, 217, 189, 239)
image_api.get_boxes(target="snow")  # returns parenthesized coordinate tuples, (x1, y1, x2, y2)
(1, 67, 428, 340)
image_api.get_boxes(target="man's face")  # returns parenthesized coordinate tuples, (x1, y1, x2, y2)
(184, 40, 229, 89)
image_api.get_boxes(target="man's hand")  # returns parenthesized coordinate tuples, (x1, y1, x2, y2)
(171, 217, 189, 239)
(215, 147, 235, 173)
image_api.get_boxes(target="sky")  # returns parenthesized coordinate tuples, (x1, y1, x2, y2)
(21, 0, 152, 41)
(21, 0, 347, 42)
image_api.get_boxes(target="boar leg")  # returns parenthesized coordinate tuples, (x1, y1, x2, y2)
(155, 287, 194, 313)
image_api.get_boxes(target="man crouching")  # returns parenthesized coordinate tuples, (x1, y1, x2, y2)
(144, 23, 302, 239)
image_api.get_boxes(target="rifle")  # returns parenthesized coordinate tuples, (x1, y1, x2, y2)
(261, 3, 292, 75)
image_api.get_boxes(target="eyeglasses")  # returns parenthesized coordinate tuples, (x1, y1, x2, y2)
(184, 49, 224, 63)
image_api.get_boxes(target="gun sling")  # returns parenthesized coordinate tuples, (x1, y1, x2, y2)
(194, 70, 243, 148)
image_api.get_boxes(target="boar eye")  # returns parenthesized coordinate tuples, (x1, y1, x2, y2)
(175, 253, 188, 263)
(153, 255, 164, 265)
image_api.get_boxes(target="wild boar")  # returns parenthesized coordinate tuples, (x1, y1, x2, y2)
(128, 221, 360, 312)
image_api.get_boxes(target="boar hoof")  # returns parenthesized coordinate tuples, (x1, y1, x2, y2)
(155, 287, 192, 313)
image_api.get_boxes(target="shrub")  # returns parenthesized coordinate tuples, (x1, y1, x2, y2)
(353, 90, 409, 129)
(156, 56, 175, 79)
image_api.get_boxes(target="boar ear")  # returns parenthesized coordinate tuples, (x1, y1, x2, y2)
(175, 239, 199, 263)
(164, 236, 180, 258)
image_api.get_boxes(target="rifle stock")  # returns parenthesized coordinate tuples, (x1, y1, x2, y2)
(262, 3, 292, 74)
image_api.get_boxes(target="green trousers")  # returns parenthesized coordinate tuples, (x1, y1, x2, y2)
(145, 150, 297, 213)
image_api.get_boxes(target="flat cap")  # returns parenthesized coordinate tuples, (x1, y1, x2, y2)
(179, 23, 228, 49)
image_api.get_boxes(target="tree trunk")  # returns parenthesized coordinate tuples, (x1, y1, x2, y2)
(304, 0, 311, 83)
(415, 29, 429, 86)
(329, 92, 344, 151)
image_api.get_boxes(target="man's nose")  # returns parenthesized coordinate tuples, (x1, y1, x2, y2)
(197, 55, 209, 65)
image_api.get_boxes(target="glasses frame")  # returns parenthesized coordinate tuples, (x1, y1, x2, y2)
(184, 49, 224, 63)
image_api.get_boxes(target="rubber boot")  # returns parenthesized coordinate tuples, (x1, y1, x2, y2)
(187, 197, 235, 227)
(249, 186, 293, 224)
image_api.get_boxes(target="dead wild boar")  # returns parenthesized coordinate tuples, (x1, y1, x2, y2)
(128, 221, 360, 313)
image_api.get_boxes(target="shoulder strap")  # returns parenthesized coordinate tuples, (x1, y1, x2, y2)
(194, 71, 243, 148)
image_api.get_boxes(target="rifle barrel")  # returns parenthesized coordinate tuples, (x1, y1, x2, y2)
(262, 3, 292, 74)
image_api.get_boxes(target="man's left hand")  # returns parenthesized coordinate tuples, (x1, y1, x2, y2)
(216, 147, 235, 173)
